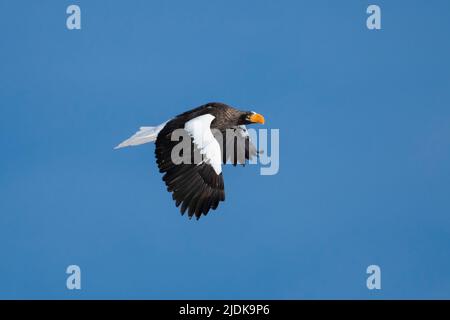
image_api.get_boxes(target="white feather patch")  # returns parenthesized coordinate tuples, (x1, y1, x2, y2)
(184, 114, 222, 175)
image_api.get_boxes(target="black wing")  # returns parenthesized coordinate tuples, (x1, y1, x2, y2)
(217, 125, 259, 166)
(155, 120, 225, 219)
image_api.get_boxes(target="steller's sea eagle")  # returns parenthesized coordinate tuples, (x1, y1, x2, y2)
(115, 102, 265, 219)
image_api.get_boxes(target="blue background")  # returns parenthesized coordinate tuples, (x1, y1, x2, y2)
(1, 0, 449, 299)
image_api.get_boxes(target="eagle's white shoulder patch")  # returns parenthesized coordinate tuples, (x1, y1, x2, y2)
(184, 114, 222, 175)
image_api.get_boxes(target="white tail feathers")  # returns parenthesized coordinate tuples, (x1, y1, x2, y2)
(114, 121, 168, 149)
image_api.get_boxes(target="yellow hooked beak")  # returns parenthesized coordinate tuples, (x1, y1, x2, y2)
(249, 113, 265, 124)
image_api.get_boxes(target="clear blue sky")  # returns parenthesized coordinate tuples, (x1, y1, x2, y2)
(1, 0, 449, 299)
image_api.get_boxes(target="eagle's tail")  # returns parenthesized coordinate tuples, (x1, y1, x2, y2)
(114, 121, 168, 149)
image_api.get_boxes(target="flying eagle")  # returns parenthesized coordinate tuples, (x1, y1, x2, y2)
(115, 102, 265, 219)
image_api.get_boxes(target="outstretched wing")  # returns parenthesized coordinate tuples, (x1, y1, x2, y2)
(219, 125, 259, 166)
(155, 114, 225, 219)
